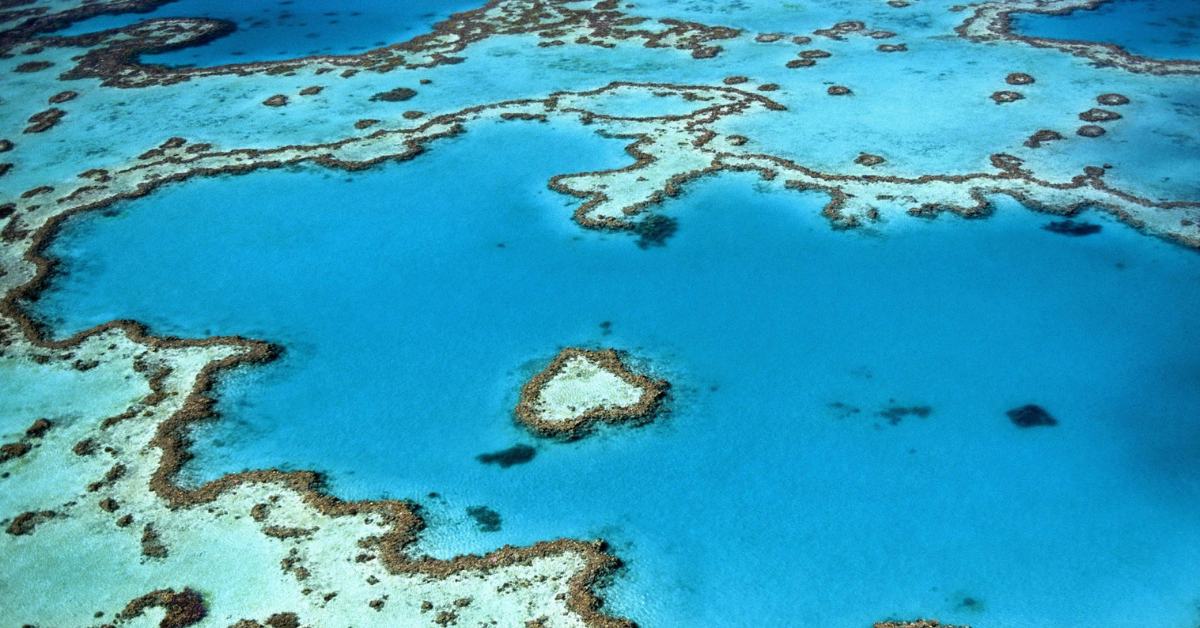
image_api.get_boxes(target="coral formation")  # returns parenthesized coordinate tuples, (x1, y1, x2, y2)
(515, 348, 668, 440)
(1007, 404, 1059, 427)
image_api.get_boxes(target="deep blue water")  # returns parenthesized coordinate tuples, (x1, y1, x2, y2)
(53, 0, 482, 67)
(1015, 0, 1200, 60)
(34, 120, 1200, 627)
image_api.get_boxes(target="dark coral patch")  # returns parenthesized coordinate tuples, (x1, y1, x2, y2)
(265, 613, 300, 628)
(1077, 125, 1106, 138)
(878, 406, 932, 425)
(24, 108, 65, 133)
(1006, 72, 1035, 85)
(466, 506, 502, 532)
(1079, 108, 1121, 122)
(48, 91, 78, 104)
(855, 153, 885, 167)
(14, 61, 52, 73)
(990, 90, 1023, 104)
(634, 214, 678, 248)
(1097, 93, 1129, 106)
(476, 444, 536, 468)
(121, 589, 208, 628)
(370, 87, 417, 102)
(1007, 404, 1057, 427)
(25, 418, 50, 438)
(1023, 129, 1063, 148)
(5, 510, 55, 535)
(0, 442, 31, 462)
(1044, 219, 1101, 236)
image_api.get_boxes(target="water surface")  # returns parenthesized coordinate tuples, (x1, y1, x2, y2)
(34, 119, 1200, 628)
(54, 0, 483, 66)
(1015, 0, 1200, 60)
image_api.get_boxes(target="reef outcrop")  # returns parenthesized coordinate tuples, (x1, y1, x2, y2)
(515, 348, 669, 440)
(990, 90, 1023, 103)
(875, 621, 970, 628)
(1007, 404, 1058, 427)
(855, 153, 885, 167)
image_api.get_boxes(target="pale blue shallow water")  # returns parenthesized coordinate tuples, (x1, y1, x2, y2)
(52, 0, 481, 66)
(33, 119, 1200, 627)
(1015, 0, 1200, 60)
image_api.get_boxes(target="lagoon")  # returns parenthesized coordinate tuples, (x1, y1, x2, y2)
(31, 118, 1200, 627)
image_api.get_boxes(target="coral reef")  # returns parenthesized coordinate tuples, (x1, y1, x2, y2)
(515, 348, 669, 440)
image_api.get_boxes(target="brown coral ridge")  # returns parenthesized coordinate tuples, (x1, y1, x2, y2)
(5, 77, 1190, 254)
(1023, 129, 1063, 148)
(120, 588, 207, 628)
(813, 20, 865, 40)
(141, 523, 169, 557)
(13, 60, 52, 72)
(721, 144, 1193, 239)
(956, 0, 1200, 76)
(5, 509, 56, 535)
(514, 348, 669, 440)
(0, 0, 178, 50)
(370, 87, 418, 102)
(875, 621, 969, 628)
(24, 108, 65, 133)
(0, 441, 31, 462)
(27, 0, 741, 89)
(48, 90, 78, 104)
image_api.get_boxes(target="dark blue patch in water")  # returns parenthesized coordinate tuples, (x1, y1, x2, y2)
(1015, 0, 1200, 60)
(54, 0, 485, 67)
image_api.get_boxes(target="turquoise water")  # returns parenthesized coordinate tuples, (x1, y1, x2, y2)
(1015, 0, 1200, 60)
(34, 120, 1200, 627)
(53, 0, 481, 66)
